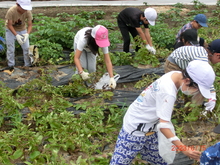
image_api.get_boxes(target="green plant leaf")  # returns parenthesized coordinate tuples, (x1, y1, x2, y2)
(30, 151, 41, 160)
(11, 149, 23, 159)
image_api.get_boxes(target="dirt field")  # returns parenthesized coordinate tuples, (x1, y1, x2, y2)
(0, 4, 217, 21)
(0, 5, 172, 20)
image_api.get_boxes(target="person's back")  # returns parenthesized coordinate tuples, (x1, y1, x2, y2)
(165, 45, 208, 73)
(117, 8, 143, 28)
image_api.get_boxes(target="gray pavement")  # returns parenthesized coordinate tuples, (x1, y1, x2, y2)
(0, 0, 217, 8)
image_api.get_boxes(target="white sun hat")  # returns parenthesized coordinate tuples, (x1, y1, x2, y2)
(186, 60, 215, 99)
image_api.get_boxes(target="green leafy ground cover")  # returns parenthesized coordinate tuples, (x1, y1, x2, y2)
(0, 1, 219, 164)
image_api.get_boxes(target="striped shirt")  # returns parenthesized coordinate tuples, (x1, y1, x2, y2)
(169, 45, 215, 92)
(170, 45, 208, 69)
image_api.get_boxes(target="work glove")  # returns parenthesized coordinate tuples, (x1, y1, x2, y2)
(146, 44, 151, 52)
(22, 33, 29, 43)
(16, 34, 24, 45)
(146, 44, 156, 55)
(109, 77, 116, 89)
(150, 46, 156, 54)
(80, 71, 90, 80)
(204, 92, 216, 112)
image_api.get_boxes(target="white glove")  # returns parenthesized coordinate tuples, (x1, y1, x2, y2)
(80, 71, 90, 80)
(16, 34, 24, 45)
(109, 77, 116, 89)
(146, 44, 151, 51)
(22, 33, 29, 43)
(146, 44, 156, 54)
(204, 92, 216, 112)
(150, 46, 156, 54)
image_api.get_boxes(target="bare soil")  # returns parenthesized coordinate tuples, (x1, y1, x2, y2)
(0, 5, 217, 21)
(0, 5, 173, 20)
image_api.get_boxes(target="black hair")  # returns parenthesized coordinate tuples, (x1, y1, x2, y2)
(182, 69, 198, 88)
(179, 32, 190, 44)
(179, 32, 184, 42)
(179, 29, 198, 45)
(84, 29, 99, 55)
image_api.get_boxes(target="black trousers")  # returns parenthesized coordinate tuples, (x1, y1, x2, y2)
(117, 18, 139, 53)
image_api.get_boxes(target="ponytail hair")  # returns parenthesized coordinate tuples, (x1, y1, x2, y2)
(85, 29, 99, 55)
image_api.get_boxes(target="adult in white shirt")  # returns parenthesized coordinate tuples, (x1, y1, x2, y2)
(74, 25, 116, 89)
(110, 60, 216, 165)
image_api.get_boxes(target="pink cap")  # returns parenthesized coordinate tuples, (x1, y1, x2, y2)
(91, 25, 110, 47)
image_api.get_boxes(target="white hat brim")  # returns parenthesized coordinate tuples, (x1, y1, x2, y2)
(20, 4, 32, 10)
(148, 20, 155, 26)
(198, 84, 211, 99)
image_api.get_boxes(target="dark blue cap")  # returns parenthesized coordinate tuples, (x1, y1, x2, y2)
(208, 39, 220, 53)
(194, 14, 208, 27)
